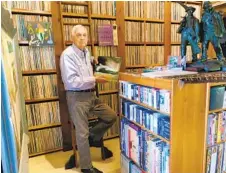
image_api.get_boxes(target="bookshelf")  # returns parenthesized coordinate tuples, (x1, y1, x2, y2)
(8, 1, 63, 157)
(119, 72, 226, 173)
(115, 2, 172, 71)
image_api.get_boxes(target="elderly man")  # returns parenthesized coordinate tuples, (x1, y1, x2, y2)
(60, 25, 116, 173)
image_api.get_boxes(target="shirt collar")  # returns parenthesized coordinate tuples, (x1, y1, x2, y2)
(72, 44, 88, 58)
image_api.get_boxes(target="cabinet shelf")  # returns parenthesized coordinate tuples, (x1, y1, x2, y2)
(146, 42, 164, 45)
(171, 20, 180, 24)
(126, 65, 148, 69)
(91, 14, 116, 19)
(125, 41, 164, 45)
(125, 17, 146, 22)
(63, 22, 90, 26)
(25, 97, 59, 104)
(125, 42, 145, 45)
(171, 42, 181, 45)
(65, 41, 97, 46)
(119, 73, 173, 90)
(207, 140, 226, 148)
(11, 9, 52, 16)
(171, 1, 202, 5)
(146, 19, 164, 23)
(62, 12, 88, 18)
(120, 95, 170, 116)
(125, 64, 163, 69)
(61, 1, 88, 6)
(210, 82, 226, 87)
(125, 17, 164, 23)
(122, 115, 170, 144)
(209, 108, 226, 114)
(28, 123, 61, 131)
(99, 90, 118, 95)
(22, 69, 57, 75)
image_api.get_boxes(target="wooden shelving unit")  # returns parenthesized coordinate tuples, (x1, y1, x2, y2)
(120, 1, 168, 71)
(171, 20, 180, 24)
(28, 123, 61, 131)
(22, 69, 57, 75)
(125, 64, 164, 69)
(9, 2, 63, 157)
(62, 12, 88, 18)
(171, 42, 181, 45)
(11, 9, 52, 16)
(25, 97, 59, 104)
(99, 90, 119, 95)
(63, 22, 90, 26)
(91, 14, 116, 19)
(124, 17, 164, 23)
(60, 1, 88, 6)
(119, 72, 226, 173)
(208, 107, 226, 114)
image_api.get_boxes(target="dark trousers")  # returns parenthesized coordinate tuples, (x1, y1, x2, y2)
(66, 91, 116, 169)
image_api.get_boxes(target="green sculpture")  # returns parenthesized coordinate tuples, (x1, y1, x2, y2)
(201, 1, 226, 62)
(177, 2, 201, 62)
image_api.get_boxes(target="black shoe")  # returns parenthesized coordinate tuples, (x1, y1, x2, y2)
(65, 154, 76, 169)
(89, 137, 103, 148)
(81, 167, 103, 173)
(102, 146, 113, 159)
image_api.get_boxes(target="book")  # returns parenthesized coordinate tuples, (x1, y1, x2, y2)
(95, 56, 121, 81)
(98, 24, 118, 46)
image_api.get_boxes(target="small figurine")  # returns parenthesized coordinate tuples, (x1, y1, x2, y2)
(201, 1, 226, 62)
(177, 2, 201, 62)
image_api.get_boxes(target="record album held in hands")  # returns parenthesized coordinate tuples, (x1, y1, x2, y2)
(95, 56, 122, 81)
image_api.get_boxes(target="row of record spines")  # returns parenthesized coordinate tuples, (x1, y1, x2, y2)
(124, 1, 164, 19)
(28, 127, 62, 154)
(23, 75, 58, 100)
(19, 46, 56, 71)
(126, 46, 164, 66)
(26, 101, 60, 127)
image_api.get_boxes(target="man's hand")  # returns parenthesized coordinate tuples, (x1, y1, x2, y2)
(93, 58, 98, 65)
(95, 75, 108, 83)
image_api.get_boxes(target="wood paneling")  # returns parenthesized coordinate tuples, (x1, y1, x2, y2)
(51, 2, 72, 151)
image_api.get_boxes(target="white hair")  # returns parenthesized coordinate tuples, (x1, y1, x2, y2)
(71, 25, 87, 37)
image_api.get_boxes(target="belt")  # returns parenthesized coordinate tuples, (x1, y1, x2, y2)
(68, 88, 95, 92)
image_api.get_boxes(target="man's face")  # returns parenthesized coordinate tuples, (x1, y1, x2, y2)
(72, 27, 88, 50)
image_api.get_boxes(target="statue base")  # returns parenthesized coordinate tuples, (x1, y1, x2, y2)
(186, 59, 226, 72)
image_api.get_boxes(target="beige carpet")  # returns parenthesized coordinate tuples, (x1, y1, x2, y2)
(29, 138, 121, 173)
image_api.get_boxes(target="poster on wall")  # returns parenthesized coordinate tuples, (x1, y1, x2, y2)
(26, 21, 54, 46)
